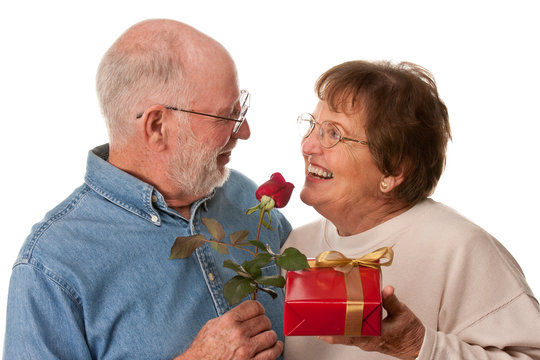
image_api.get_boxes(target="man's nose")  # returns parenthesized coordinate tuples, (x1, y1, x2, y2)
(232, 119, 250, 140)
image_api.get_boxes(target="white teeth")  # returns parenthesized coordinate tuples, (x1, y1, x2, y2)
(307, 164, 334, 179)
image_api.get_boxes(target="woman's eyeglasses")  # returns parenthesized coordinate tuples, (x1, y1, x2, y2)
(297, 112, 368, 148)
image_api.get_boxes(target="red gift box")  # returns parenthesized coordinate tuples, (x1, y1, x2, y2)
(283, 247, 393, 337)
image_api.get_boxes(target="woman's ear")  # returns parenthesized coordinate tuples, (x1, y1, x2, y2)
(380, 172, 405, 193)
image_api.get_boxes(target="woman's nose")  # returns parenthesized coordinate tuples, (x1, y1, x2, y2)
(301, 128, 321, 156)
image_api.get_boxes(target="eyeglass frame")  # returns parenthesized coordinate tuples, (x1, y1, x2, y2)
(135, 89, 250, 134)
(297, 112, 369, 148)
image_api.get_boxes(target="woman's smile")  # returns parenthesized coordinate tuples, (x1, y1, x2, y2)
(307, 163, 334, 179)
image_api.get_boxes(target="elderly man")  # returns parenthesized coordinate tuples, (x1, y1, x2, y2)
(4, 19, 289, 360)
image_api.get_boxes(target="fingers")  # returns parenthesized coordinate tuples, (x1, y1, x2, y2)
(225, 301, 280, 359)
(228, 300, 266, 322)
(226, 326, 279, 359)
(243, 313, 272, 335)
(382, 285, 394, 299)
(318, 336, 356, 346)
(253, 339, 283, 360)
(381, 285, 403, 316)
(249, 329, 280, 356)
(224, 301, 272, 340)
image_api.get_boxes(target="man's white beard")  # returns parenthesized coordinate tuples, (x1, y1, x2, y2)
(167, 126, 230, 199)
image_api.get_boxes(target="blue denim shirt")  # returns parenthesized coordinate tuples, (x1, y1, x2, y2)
(4, 144, 291, 360)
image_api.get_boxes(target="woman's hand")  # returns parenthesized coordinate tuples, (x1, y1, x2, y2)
(318, 286, 425, 360)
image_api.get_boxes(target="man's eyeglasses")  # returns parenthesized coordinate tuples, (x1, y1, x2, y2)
(136, 90, 250, 134)
(297, 112, 369, 148)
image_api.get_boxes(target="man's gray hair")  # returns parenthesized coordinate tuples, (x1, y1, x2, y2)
(96, 23, 190, 146)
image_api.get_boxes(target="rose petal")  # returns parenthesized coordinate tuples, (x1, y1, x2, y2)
(269, 172, 286, 184)
(272, 182, 294, 208)
(256, 172, 287, 201)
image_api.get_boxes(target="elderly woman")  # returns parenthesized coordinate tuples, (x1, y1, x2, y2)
(283, 60, 540, 359)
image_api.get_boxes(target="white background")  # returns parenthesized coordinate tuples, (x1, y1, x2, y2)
(1, 0, 539, 350)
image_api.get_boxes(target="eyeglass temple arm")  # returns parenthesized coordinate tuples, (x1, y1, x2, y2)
(168, 107, 242, 122)
(342, 136, 368, 145)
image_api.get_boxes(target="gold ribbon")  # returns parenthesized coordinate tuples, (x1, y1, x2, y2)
(313, 246, 394, 273)
(309, 247, 394, 336)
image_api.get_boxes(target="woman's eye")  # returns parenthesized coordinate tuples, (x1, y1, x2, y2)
(321, 128, 334, 140)
(325, 127, 340, 140)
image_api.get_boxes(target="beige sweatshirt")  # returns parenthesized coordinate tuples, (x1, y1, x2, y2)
(283, 199, 540, 359)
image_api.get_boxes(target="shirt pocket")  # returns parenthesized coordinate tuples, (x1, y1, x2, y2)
(259, 264, 285, 298)
(260, 263, 280, 276)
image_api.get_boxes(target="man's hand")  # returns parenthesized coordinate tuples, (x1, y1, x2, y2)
(318, 286, 425, 360)
(175, 300, 283, 360)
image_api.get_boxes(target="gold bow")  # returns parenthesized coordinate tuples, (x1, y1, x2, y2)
(314, 246, 394, 273)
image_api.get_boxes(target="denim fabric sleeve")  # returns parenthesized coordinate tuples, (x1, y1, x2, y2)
(271, 208, 292, 248)
(4, 263, 92, 359)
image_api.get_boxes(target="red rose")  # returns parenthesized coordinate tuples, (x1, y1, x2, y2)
(256, 172, 295, 208)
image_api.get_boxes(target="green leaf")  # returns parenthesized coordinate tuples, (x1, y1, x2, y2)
(210, 241, 229, 255)
(261, 219, 274, 231)
(249, 240, 267, 252)
(245, 205, 260, 215)
(258, 287, 278, 299)
(223, 260, 251, 278)
(242, 253, 273, 277)
(262, 210, 273, 230)
(223, 276, 256, 306)
(169, 234, 207, 259)
(245, 267, 261, 279)
(255, 275, 286, 288)
(202, 218, 225, 241)
(230, 230, 249, 245)
(275, 247, 310, 270)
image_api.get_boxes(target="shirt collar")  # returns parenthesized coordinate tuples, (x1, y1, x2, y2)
(84, 144, 214, 225)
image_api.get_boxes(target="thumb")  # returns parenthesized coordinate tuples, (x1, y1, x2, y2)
(382, 285, 403, 316)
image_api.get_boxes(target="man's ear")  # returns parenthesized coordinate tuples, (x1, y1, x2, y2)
(141, 106, 168, 152)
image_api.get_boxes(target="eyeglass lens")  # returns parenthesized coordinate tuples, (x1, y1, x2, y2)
(297, 113, 314, 137)
(297, 113, 343, 148)
(233, 90, 250, 133)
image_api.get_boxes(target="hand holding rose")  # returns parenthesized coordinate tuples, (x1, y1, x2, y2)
(175, 301, 283, 360)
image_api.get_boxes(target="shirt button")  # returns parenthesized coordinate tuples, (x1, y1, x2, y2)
(151, 215, 158, 223)
(208, 273, 215, 281)
(151, 195, 158, 203)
